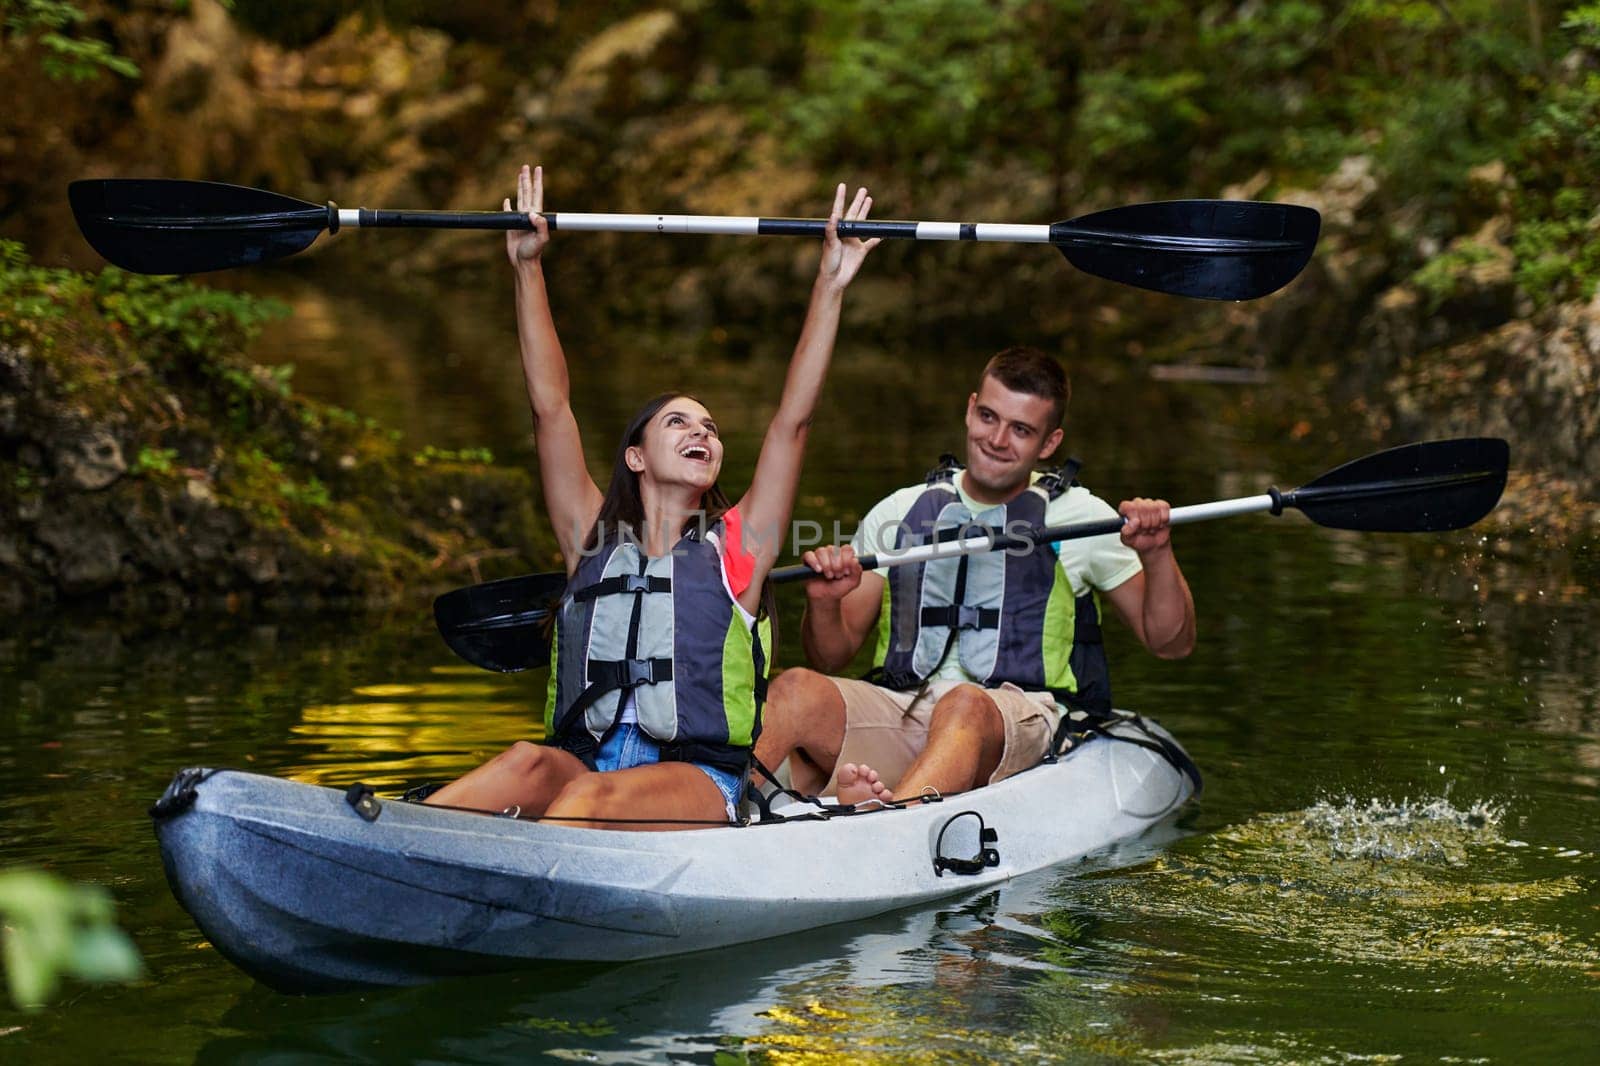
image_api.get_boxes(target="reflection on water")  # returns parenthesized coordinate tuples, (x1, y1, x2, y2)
(288, 665, 536, 787)
(2, 268, 1597, 1062)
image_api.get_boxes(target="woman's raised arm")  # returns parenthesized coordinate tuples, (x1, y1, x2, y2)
(508, 165, 604, 571)
(736, 184, 879, 593)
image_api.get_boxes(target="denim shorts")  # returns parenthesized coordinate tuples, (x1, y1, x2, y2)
(593, 723, 744, 823)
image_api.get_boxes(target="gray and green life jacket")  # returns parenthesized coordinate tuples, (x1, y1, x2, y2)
(546, 517, 768, 777)
(873, 455, 1112, 712)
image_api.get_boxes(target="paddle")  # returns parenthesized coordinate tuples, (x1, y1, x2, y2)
(68, 178, 1320, 300)
(434, 437, 1509, 672)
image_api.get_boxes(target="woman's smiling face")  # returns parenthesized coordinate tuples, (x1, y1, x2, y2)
(626, 396, 723, 492)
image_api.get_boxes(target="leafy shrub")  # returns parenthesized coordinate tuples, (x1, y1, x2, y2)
(1505, 6, 1600, 304)
(3, 0, 140, 82)
(0, 243, 288, 356)
(92, 269, 288, 356)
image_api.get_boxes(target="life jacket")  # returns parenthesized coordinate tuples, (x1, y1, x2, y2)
(872, 455, 1112, 712)
(545, 517, 768, 776)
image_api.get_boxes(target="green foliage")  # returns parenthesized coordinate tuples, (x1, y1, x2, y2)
(0, 242, 288, 363)
(719, 0, 1585, 309)
(93, 269, 289, 356)
(1509, 213, 1600, 305)
(1565, 0, 1600, 45)
(132, 446, 179, 477)
(229, 446, 333, 518)
(0, 867, 142, 1011)
(699, 0, 1551, 206)
(1373, 78, 1508, 204)
(2, 0, 140, 81)
(1503, 6, 1600, 304)
(761, 0, 1063, 177)
(412, 445, 494, 467)
(1077, 69, 1208, 168)
(280, 474, 332, 509)
(1410, 241, 1503, 311)
(0, 239, 90, 346)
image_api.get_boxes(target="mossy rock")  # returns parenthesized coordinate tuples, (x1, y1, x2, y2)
(0, 243, 549, 614)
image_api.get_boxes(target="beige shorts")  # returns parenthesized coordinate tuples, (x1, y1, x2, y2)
(821, 677, 1061, 796)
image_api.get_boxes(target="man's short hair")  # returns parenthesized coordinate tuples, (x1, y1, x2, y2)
(979, 346, 1070, 428)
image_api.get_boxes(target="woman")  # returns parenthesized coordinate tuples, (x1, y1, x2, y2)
(426, 165, 879, 829)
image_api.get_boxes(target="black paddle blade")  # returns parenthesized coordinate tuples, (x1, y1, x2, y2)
(1052, 199, 1321, 300)
(433, 571, 569, 673)
(69, 179, 330, 274)
(1285, 437, 1509, 533)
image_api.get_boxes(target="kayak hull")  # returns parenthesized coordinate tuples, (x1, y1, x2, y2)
(153, 718, 1196, 991)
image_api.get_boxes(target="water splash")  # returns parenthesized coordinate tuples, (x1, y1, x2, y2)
(1270, 794, 1504, 866)
(1076, 794, 1598, 975)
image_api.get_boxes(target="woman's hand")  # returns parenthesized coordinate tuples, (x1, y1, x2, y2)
(505, 164, 551, 268)
(817, 183, 880, 291)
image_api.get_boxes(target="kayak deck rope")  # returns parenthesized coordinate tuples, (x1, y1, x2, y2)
(390, 795, 927, 828)
(1045, 708, 1203, 794)
(389, 758, 938, 828)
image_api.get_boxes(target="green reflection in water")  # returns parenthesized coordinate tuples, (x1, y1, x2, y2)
(286, 664, 541, 787)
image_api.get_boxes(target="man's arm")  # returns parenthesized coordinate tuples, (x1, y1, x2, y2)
(1102, 498, 1196, 659)
(796, 546, 885, 673)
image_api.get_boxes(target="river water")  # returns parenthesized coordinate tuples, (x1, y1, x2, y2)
(2, 264, 1597, 1062)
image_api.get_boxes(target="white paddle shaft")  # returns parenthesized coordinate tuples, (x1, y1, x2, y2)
(337, 208, 1053, 243)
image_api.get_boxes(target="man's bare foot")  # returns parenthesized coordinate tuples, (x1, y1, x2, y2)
(836, 762, 892, 806)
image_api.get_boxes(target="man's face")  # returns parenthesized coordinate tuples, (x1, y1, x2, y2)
(962, 376, 1064, 501)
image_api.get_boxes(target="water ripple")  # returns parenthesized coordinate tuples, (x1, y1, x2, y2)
(1081, 795, 1599, 978)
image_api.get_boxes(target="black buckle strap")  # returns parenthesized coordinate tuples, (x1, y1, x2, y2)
(571, 574, 672, 601)
(924, 453, 963, 485)
(586, 657, 673, 688)
(1033, 456, 1083, 500)
(919, 604, 1000, 631)
(860, 664, 924, 692)
(555, 658, 674, 741)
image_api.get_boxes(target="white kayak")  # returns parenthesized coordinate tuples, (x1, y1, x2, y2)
(151, 714, 1198, 992)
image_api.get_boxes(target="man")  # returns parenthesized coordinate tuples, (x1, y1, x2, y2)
(753, 346, 1195, 805)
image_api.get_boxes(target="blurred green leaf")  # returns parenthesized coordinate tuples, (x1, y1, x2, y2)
(0, 867, 144, 1012)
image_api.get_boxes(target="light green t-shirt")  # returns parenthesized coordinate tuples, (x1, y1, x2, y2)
(850, 470, 1142, 683)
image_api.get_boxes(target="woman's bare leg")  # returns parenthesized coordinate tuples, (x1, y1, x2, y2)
(423, 740, 589, 814)
(544, 761, 730, 831)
